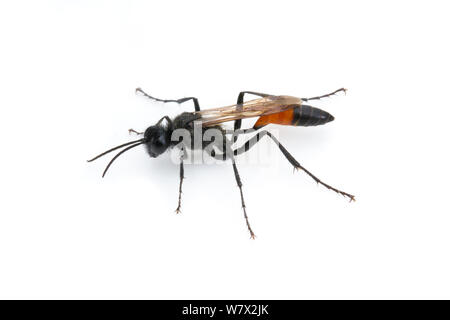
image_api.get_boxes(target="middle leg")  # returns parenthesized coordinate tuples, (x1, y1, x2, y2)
(232, 159, 256, 239)
(136, 87, 201, 112)
(209, 143, 256, 239)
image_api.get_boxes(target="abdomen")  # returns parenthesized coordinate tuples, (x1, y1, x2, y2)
(253, 104, 334, 129)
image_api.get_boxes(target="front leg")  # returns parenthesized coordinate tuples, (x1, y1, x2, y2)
(128, 128, 144, 135)
(175, 147, 187, 214)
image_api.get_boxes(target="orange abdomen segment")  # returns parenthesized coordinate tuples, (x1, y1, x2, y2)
(253, 105, 334, 129)
(253, 108, 294, 130)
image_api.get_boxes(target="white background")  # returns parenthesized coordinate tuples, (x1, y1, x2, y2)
(1, 0, 449, 299)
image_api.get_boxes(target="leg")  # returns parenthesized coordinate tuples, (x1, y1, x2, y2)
(232, 130, 355, 202)
(302, 88, 347, 102)
(156, 116, 173, 127)
(232, 130, 269, 156)
(208, 141, 256, 239)
(128, 116, 172, 136)
(128, 128, 143, 135)
(175, 147, 187, 214)
(234, 91, 271, 141)
(236, 91, 270, 105)
(136, 87, 201, 112)
(224, 126, 262, 150)
(232, 160, 256, 239)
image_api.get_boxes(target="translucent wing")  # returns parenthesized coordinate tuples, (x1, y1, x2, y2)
(196, 95, 303, 127)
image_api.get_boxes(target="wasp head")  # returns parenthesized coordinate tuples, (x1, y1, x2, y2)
(144, 122, 172, 158)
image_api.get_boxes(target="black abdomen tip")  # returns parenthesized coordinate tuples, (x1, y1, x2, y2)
(293, 105, 334, 127)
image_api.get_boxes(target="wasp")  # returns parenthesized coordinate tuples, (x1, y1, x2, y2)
(88, 88, 354, 239)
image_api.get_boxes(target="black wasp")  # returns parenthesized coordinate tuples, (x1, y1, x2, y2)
(88, 88, 355, 239)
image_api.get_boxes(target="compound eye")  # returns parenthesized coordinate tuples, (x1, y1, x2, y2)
(150, 133, 168, 155)
(156, 134, 167, 146)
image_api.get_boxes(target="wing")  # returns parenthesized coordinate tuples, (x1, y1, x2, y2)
(196, 95, 303, 127)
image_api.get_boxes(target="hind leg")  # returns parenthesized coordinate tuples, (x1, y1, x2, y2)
(234, 91, 270, 132)
(302, 88, 347, 102)
(229, 130, 355, 202)
(231, 91, 272, 143)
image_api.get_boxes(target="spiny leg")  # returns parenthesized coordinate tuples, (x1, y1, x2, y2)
(175, 147, 187, 214)
(232, 160, 256, 239)
(302, 88, 347, 102)
(267, 132, 355, 201)
(136, 87, 201, 111)
(232, 130, 355, 202)
(175, 160, 184, 214)
(208, 145, 256, 239)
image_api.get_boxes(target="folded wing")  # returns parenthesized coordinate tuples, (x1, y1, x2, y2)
(196, 95, 303, 127)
